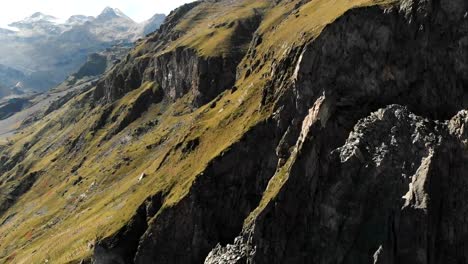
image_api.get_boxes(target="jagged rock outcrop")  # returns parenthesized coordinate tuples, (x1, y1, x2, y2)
(208, 105, 468, 264)
(95, 47, 240, 106)
(205, 235, 255, 264)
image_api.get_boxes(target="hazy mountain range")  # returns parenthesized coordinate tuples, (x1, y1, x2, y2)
(0, 7, 165, 95)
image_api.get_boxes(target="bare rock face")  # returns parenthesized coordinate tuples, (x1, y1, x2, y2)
(204, 104, 467, 264)
(94, 46, 239, 107)
(151, 47, 240, 106)
(245, 106, 468, 264)
(205, 235, 255, 264)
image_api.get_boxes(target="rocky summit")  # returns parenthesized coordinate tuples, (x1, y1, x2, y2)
(0, 0, 467, 263)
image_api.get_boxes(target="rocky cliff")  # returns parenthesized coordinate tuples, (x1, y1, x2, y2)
(0, 0, 467, 263)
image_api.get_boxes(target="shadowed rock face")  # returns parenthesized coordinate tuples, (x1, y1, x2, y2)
(254, 106, 468, 264)
(150, 47, 241, 106)
(205, 105, 468, 264)
(95, 47, 241, 107)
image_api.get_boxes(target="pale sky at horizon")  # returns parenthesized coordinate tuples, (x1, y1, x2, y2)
(0, 0, 196, 28)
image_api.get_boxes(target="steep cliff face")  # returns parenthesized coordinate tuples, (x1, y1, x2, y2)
(0, 0, 467, 263)
(95, 47, 241, 107)
(149, 47, 240, 106)
(206, 106, 468, 264)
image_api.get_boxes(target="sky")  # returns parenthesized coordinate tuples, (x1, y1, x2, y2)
(0, 0, 195, 27)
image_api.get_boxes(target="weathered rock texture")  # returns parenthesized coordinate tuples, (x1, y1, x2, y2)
(246, 106, 468, 264)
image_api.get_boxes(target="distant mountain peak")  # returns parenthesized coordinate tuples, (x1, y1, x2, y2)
(66, 15, 94, 25)
(142, 13, 166, 35)
(0, 8, 165, 93)
(8, 12, 58, 29)
(25, 12, 57, 22)
(31, 12, 47, 18)
(98, 7, 132, 20)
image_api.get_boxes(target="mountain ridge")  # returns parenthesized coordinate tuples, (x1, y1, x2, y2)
(0, 7, 166, 95)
